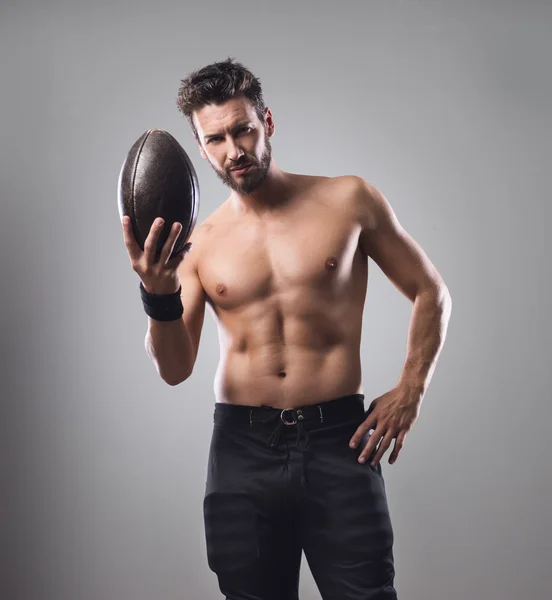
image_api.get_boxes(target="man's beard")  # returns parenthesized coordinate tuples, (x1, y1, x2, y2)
(210, 138, 272, 195)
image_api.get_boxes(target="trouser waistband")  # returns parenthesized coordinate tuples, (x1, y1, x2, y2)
(212, 393, 366, 429)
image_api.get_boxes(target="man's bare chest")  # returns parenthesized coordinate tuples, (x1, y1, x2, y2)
(197, 206, 364, 310)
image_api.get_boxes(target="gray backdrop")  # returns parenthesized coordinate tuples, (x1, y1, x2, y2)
(2, 1, 550, 599)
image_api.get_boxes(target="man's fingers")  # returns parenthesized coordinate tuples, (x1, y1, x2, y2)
(357, 428, 384, 464)
(159, 221, 183, 266)
(122, 216, 142, 262)
(349, 414, 376, 449)
(389, 432, 406, 464)
(144, 217, 165, 264)
(369, 430, 395, 466)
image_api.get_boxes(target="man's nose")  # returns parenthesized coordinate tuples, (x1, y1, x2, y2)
(227, 138, 244, 162)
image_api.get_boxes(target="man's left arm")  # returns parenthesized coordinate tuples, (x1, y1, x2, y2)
(348, 177, 453, 466)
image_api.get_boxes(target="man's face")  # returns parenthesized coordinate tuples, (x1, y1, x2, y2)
(193, 96, 273, 195)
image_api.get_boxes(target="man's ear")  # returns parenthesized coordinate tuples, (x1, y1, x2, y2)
(264, 107, 275, 137)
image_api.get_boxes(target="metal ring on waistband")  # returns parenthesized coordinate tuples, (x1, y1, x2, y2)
(280, 408, 297, 425)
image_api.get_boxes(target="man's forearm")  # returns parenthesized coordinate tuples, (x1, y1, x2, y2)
(145, 318, 194, 385)
(397, 285, 452, 402)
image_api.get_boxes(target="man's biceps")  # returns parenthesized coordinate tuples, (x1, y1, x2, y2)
(370, 230, 438, 299)
(180, 277, 206, 324)
(180, 279, 207, 323)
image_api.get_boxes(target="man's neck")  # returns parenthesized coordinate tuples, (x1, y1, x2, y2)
(229, 163, 293, 218)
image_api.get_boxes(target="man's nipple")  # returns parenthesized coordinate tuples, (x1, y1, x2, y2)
(325, 256, 338, 270)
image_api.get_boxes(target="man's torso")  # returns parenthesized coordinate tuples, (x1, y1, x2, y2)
(194, 174, 370, 408)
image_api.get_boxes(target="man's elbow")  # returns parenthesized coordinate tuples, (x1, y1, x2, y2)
(420, 281, 452, 310)
(151, 359, 192, 386)
(163, 368, 192, 386)
(431, 283, 452, 323)
(440, 284, 452, 311)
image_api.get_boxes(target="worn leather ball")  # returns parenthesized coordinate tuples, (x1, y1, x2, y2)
(117, 129, 200, 260)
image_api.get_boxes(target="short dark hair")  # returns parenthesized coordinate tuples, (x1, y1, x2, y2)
(176, 58, 266, 142)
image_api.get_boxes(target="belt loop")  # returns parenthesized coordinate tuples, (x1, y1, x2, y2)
(318, 405, 323, 423)
(249, 409, 252, 427)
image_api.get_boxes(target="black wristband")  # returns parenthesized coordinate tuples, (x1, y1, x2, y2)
(140, 281, 183, 321)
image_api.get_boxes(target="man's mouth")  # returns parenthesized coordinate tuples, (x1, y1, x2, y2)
(230, 164, 252, 174)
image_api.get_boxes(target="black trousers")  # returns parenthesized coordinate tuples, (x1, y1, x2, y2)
(203, 394, 397, 600)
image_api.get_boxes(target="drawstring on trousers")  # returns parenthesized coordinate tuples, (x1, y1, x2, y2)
(251, 408, 315, 487)
(267, 418, 310, 452)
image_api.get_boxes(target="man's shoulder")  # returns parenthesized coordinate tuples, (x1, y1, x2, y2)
(301, 173, 370, 195)
(305, 174, 375, 214)
(183, 214, 217, 266)
(286, 173, 366, 199)
(188, 202, 226, 241)
(188, 219, 214, 244)
(318, 176, 384, 234)
(331, 174, 371, 192)
(292, 172, 364, 186)
(331, 175, 380, 208)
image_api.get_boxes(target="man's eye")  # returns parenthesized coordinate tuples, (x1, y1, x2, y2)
(238, 127, 250, 134)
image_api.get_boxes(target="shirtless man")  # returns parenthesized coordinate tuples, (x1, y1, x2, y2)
(122, 59, 452, 600)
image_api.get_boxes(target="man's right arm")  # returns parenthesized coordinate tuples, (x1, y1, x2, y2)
(144, 230, 206, 385)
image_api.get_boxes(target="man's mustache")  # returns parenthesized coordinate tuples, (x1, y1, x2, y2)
(229, 159, 254, 171)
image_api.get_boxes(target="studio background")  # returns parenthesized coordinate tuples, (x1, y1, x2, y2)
(2, 1, 550, 599)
